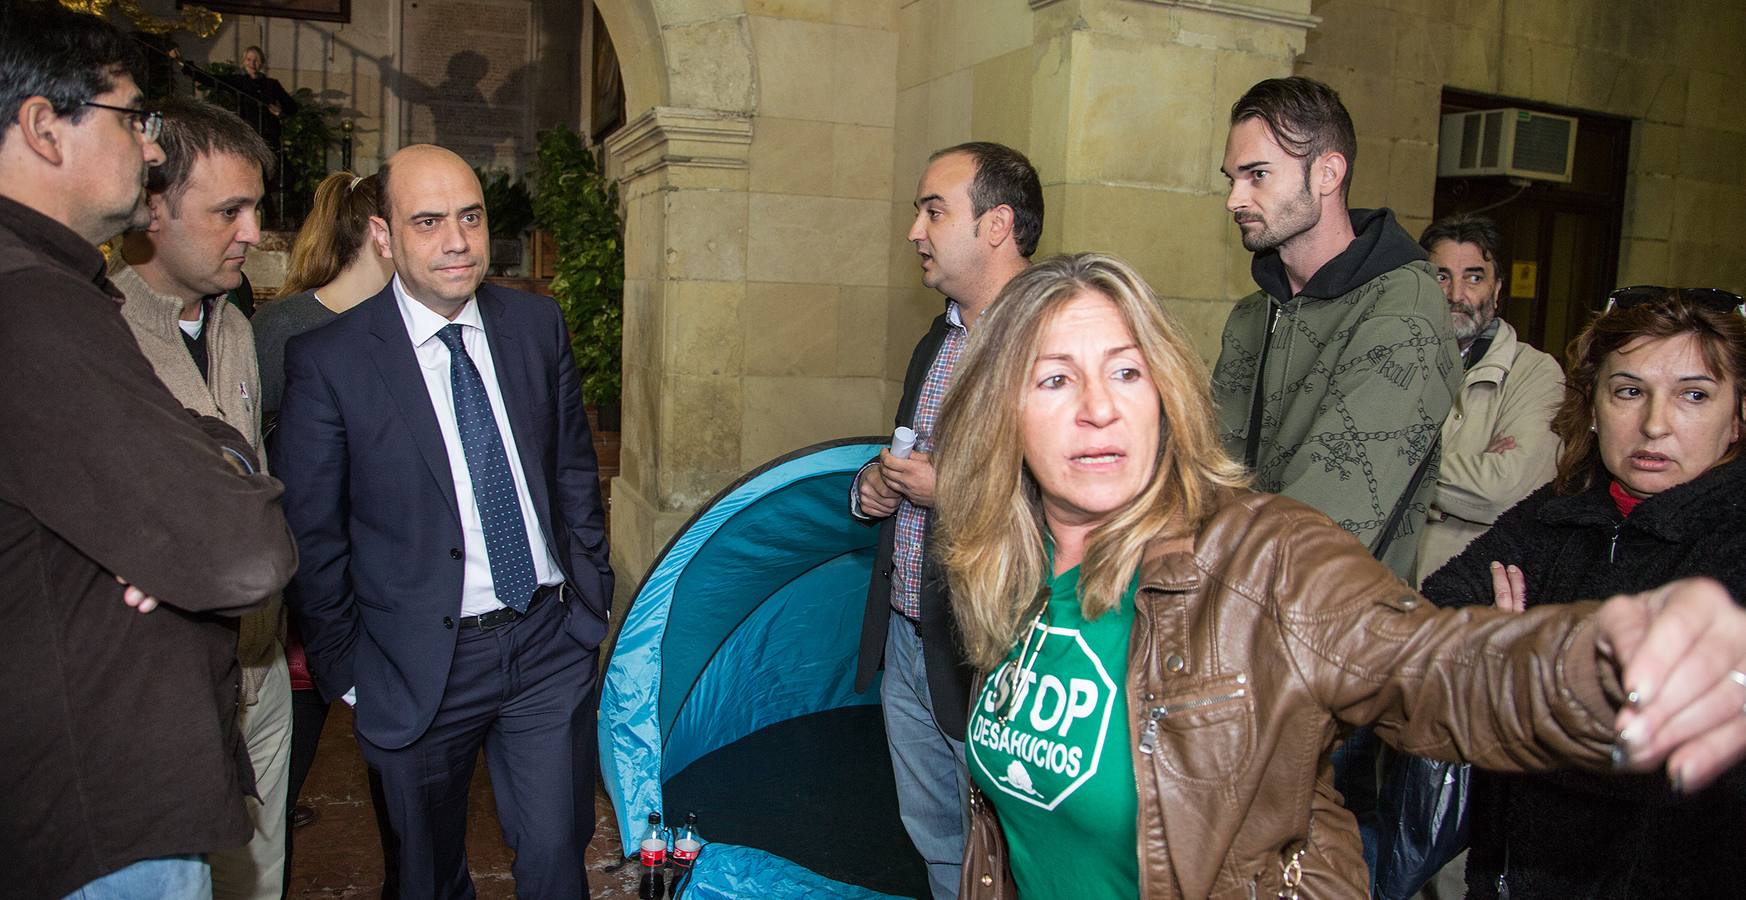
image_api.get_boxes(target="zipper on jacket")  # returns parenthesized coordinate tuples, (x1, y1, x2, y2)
(1139, 682, 1250, 755)
(1135, 591, 1160, 756)
(1154, 686, 1249, 718)
(1243, 301, 1284, 469)
(1609, 521, 1622, 563)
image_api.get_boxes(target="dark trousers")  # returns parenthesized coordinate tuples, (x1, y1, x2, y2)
(357, 593, 599, 900)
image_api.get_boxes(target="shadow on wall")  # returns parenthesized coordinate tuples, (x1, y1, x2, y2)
(375, 50, 536, 165)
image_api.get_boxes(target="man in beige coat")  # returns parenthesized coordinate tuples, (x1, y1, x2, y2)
(1413, 213, 1565, 585)
(1409, 213, 1563, 900)
(114, 97, 287, 900)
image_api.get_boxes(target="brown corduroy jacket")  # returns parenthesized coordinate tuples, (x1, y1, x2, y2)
(0, 195, 297, 899)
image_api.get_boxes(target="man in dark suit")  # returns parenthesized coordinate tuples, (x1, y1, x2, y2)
(851, 142, 1040, 900)
(274, 144, 612, 899)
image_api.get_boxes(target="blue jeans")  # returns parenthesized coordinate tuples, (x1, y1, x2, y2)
(63, 856, 210, 900)
(881, 614, 969, 900)
(1332, 726, 1382, 888)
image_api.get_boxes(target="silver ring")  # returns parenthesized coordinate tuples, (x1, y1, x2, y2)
(1730, 670, 1746, 689)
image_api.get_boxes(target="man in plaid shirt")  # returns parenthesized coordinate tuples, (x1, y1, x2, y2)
(852, 142, 1041, 900)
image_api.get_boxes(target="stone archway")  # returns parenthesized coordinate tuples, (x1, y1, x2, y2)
(587, 0, 761, 605)
(584, 0, 1320, 607)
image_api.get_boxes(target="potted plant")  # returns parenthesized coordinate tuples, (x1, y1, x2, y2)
(533, 127, 623, 429)
(476, 168, 536, 275)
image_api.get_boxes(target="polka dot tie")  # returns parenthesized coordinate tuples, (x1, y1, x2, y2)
(437, 324, 537, 613)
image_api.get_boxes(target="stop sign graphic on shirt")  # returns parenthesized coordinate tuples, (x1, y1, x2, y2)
(968, 624, 1120, 811)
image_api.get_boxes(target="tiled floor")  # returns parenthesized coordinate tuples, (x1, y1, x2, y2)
(287, 704, 643, 899)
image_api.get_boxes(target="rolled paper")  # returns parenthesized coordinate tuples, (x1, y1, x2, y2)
(891, 425, 917, 459)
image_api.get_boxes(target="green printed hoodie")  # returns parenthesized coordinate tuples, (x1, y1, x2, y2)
(1211, 208, 1461, 580)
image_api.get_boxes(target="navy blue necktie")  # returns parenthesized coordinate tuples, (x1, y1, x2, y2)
(436, 324, 538, 613)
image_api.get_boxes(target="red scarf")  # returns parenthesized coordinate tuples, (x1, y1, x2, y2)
(1609, 480, 1644, 518)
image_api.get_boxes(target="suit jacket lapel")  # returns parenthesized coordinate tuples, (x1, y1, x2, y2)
(365, 290, 462, 526)
(478, 286, 556, 537)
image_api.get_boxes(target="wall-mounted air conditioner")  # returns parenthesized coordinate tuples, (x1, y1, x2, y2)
(1437, 108, 1578, 182)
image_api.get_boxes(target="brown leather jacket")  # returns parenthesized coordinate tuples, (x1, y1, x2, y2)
(968, 489, 1622, 899)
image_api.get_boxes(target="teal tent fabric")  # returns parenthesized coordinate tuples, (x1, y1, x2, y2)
(599, 438, 906, 898)
(683, 844, 910, 900)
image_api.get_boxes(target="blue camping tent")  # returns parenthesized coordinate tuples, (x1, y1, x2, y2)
(600, 438, 926, 898)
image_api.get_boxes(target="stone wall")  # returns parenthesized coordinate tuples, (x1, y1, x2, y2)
(1298, 0, 1746, 293)
(599, 1, 903, 591)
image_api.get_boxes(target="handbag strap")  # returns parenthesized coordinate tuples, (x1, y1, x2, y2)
(1369, 434, 1440, 561)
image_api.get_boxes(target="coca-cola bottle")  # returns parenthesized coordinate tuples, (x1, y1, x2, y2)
(668, 812, 702, 898)
(637, 812, 666, 899)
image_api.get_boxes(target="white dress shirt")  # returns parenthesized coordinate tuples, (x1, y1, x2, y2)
(394, 276, 562, 617)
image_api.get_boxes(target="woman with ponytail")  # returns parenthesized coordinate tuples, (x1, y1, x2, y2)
(254, 170, 393, 419)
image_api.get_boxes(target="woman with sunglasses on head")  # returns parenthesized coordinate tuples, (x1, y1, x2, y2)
(937, 258, 1746, 899)
(1421, 286, 1746, 900)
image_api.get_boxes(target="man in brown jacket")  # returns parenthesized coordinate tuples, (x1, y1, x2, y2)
(114, 97, 288, 900)
(0, 5, 297, 898)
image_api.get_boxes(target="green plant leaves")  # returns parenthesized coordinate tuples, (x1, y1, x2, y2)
(534, 128, 624, 407)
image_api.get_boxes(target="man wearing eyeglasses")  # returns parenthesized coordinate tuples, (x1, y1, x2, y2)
(0, 4, 296, 899)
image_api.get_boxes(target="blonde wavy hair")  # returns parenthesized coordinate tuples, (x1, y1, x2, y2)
(935, 252, 1250, 670)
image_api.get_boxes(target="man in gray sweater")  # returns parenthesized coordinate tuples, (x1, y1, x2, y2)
(113, 96, 288, 900)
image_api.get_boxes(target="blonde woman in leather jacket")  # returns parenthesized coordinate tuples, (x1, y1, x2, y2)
(932, 253, 1746, 900)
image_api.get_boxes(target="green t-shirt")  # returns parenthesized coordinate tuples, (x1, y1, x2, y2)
(967, 563, 1139, 899)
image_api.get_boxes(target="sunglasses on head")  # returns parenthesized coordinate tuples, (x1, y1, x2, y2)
(1605, 285, 1744, 316)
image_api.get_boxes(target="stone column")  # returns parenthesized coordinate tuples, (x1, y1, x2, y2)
(604, 106, 755, 598)
(1026, 0, 1319, 360)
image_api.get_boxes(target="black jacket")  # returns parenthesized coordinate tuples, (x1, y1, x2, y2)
(854, 311, 974, 737)
(1422, 457, 1746, 900)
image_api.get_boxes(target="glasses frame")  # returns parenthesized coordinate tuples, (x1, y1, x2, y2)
(77, 101, 163, 143)
(1604, 285, 1745, 317)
